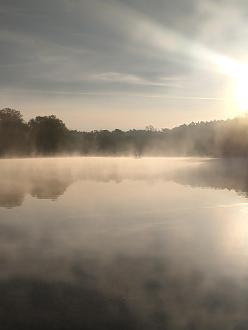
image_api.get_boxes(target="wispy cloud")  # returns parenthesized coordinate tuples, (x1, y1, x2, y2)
(88, 72, 184, 87)
(0, 0, 247, 128)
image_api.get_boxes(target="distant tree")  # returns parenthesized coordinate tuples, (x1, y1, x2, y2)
(3, 107, 248, 158)
(145, 125, 156, 132)
(28, 115, 68, 154)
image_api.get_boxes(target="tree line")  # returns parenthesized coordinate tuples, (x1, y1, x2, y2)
(1, 107, 248, 157)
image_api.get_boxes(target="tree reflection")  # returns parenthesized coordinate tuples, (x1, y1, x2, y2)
(0, 160, 73, 208)
(1, 158, 248, 328)
(1, 158, 248, 208)
(173, 158, 248, 198)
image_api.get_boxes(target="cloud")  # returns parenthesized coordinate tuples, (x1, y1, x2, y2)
(0, 0, 198, 93)
(1, 0, 248, 128)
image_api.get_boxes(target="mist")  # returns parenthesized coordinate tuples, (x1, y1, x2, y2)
(2, 107, 248, 158)
(2, 0, 248, 328)
(0, 157, 248, 329)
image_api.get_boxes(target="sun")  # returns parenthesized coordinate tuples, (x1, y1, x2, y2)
(213, 55, 248, 114)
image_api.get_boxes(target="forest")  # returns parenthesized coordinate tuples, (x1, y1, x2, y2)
(1, 107, 248, 157)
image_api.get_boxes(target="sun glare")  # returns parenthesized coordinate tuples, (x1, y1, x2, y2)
(235, 75, 248, 113)
(215, 55, 248, 114)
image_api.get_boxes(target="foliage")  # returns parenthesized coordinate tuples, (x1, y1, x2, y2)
(0, 108, 29, 155)
(28, 115, 68, 154)
(1, 108, 248, 157)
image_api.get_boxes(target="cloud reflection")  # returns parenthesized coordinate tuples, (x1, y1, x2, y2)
(1, 158, 248, 329)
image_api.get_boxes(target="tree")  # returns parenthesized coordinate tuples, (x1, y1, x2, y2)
(0, 108, 24, 123)
(0, 108, 28, 155)
(145, 125, 156, 132)
(28, 115, 68, 154)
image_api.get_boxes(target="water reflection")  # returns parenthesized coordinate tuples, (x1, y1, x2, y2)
(2, 258, 248, 330)
(0, 158, 73, 207)
(1, 157, 248, 208)
(173, 158, 248, 198)
(1, 157, 248, 329)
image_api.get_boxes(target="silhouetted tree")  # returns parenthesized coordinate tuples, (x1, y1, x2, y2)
(2, 107, 248, 157)
(0, 108, 28, 155)
(28, 115, 68, 154)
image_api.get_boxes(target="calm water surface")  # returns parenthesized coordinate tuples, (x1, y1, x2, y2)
(1, 157, 248, 330)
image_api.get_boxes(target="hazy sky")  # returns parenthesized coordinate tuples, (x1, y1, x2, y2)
(1, 0, 248, 130)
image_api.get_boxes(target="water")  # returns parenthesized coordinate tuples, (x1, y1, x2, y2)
(1, 157, 248, 330)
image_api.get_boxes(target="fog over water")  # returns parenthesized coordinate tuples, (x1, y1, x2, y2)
(1, 157, 248, 329)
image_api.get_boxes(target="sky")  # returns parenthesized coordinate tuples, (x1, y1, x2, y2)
(1, 0, 248, 130)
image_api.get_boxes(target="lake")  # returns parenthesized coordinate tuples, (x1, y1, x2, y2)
(1, 157, 248, 330)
